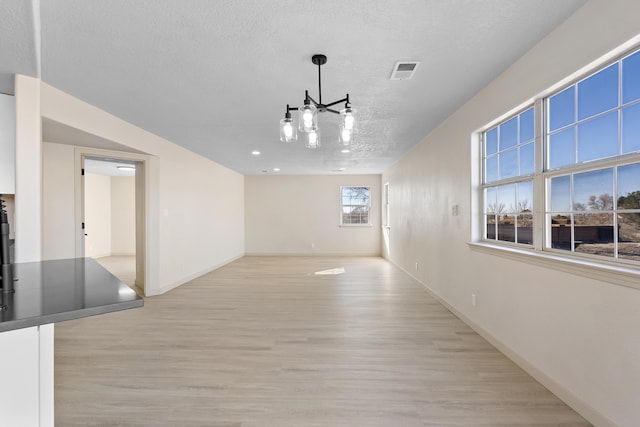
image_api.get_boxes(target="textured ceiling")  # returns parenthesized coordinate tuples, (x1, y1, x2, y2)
(5, 0, 587, 175)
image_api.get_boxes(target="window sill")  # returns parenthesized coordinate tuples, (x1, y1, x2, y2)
(468, 241, 640, 291)
(339, 224, 373, 228)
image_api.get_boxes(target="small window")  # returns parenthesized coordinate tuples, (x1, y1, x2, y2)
(341, 186, 371, 226)
(383, 182, 390, 227)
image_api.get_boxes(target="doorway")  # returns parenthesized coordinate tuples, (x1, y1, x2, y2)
(74, 149, 149, 296)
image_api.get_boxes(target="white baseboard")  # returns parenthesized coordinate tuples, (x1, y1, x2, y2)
(384, 256, 617, 427)
(244, 252, 382, 257)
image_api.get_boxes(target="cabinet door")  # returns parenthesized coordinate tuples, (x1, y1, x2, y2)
(0, 326, 40, 426)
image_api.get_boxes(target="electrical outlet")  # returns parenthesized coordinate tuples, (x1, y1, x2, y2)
(471, 294, 477, 307)
(452, 204, 459, 216)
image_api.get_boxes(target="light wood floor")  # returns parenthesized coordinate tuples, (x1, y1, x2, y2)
(55, 256, 591, 426)
(95, 255, 138, 291)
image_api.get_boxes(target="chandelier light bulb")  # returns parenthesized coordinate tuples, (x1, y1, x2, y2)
(280, 117, 298, 142)
(344, 113, 354, 130)
(306, 129, 320, 148)
(341, 128, 351, 143)
(283, 122, 293, 137)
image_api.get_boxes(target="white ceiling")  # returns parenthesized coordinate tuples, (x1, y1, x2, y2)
(84, 158, 137, 177)
(2, 0, 587, 175)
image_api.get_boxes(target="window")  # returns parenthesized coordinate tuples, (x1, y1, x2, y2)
(341, 186, 370, 225)
(383, 182, 390, 227)
(479, 46, 640, 268)
(483, 107, 535, 245)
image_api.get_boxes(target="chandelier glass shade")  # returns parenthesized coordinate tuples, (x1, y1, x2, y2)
(280, 54, 356, 148)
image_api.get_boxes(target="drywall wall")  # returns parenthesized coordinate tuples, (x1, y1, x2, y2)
(382, 1, 640, 426)
(42, 142, 75, 259)
(245, 175, 381, 255)
(14, 75, 41, 262)
(36, 83, 244, 296)
(111, 176, 135, 255)
(84, 173, 111, 258)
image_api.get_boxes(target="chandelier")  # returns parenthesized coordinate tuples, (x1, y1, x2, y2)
(280, 54, 356, 148)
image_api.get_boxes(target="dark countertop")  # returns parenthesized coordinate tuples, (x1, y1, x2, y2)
(0, 257, 143, 332)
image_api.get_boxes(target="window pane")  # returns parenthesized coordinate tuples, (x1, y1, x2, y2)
(549, 86, 574, 131)
(498, 215, 516, 242)
(485, 187, 497, 213)
(497, 184, 516, 214)
(486, 128, 498, 155)
(517, 180, 533, 213)
(550, 175, 571, 212)
(577, 63, 619, 120)
(618, 213, 640, 261)
(516, 214, 533, 244)
(500, 117, 518, 150)
(548, 127, 575, 169)
(499, 149, 518, 179)
(577, 111, 619, 162)
(485, 155, 498, 183)
(622, 103, 640, 154)
(520, 142, 534, 175)
(573, 168, 614, 211)
(622, 50, 640, 104)
(486, 215, 496, 240)
(618, 163, 640, 209)
(574, 213, 614, 257)
(550, 213, 572, 250)
(520, 108, 534, 143)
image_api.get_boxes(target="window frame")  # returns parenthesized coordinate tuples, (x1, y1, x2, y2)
(473, 44, 640, 289)
(340, 186, 372, 227)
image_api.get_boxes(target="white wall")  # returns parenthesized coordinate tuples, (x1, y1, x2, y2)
(382, 1, 640, 426)
(37, 83, 245, 296)
(42, 142, 75, 259)
(245, 175, 380, 256)
(14, 75, 41, 262)
(84, 173, 111, 258)
(111, 176, 135, 255)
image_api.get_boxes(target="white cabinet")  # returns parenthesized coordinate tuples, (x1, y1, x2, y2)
(0, 326, 41, 426)
(0, 93, 16, 194)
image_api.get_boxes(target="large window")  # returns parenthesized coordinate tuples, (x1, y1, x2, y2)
(341, 186, 370, 225)
(480, 46, 640, 267)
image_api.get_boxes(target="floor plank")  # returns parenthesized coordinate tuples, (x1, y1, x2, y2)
(55, 256, 591, 426)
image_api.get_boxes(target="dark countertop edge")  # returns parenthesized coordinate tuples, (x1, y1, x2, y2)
(0, 298, 144, 333)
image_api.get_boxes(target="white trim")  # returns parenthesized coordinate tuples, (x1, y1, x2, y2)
(385, 256, 617, 427)
(468, 241, 640, 290)
(244, 252, 382, 257)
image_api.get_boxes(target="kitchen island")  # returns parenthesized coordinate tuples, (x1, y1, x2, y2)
(0, 257, 143, 426)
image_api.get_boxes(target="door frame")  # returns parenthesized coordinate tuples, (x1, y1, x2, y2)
(74, 146, 156, 296)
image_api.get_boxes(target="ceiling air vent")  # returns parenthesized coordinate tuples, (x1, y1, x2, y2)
(390, 61, 420, 80)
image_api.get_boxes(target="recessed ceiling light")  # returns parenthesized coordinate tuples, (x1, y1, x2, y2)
(341, 149, 350, 153)
(117, 166, 136, 171)
(273, 168, 280, 172)
(332, 167, 346, 172)
(261, 169, 268, 173)
(252, 150, 261, 156)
